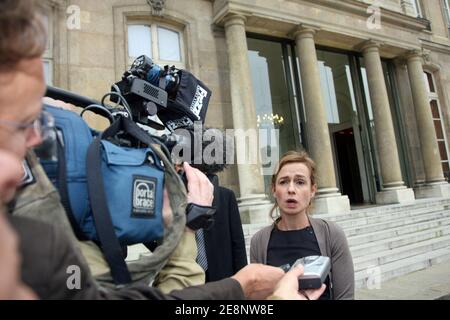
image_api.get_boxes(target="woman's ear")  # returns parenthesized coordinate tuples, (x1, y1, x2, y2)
(311, 184, 317, 198)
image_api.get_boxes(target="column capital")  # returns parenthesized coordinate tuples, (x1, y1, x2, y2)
(223, 13, 247, 29)
(404, 49, 430, 64)
(291, 24, 320, 40)
(356, 39, 383, 54)
(393, 56, 408, 69)
(404, 49, 423, 61)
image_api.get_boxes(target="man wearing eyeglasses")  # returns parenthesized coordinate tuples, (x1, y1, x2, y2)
(0, 0, 325, 301)
(0, 64, 46, 159)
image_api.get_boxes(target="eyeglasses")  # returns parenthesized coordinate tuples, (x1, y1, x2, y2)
(0, 111, 55, 141)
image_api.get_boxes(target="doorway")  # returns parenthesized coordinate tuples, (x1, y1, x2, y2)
(316, 49, 372, 205)
(333, 128, 364, 203)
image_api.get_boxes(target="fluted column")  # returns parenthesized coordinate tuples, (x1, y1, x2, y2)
(360, 40, 414, 204)
(223, 14, 271, 223)
(406, 50, 450, 198)
(294, 26, 350, 214)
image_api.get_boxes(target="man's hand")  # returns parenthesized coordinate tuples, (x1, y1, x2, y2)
(231, 264, 285, 300)
(183, 162, 213, 206)
(271, 265, 326, 300)
(42, 97, 110, 131)
(42, 97, 78, 112)
(0, 151, 22, 204)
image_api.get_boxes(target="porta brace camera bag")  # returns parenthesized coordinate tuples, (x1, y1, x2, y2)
(41, 105, 166, 285)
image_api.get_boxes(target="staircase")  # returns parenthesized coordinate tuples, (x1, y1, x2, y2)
(242, 198, 450, 289)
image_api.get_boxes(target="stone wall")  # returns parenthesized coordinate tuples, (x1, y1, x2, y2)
(46, 0, 450, 197)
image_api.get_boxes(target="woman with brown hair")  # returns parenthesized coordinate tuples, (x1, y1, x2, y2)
(250, 150, 355, 300)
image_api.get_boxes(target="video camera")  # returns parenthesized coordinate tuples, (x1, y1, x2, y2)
(44, 56, 216, 231)
(39, 57, 217, 285)
(111, 55, 211, 132)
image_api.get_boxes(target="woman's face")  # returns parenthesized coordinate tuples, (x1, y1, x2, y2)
(273, 162, 317, 217)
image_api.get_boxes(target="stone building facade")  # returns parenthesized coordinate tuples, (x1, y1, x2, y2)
(44, 0, 450, 222)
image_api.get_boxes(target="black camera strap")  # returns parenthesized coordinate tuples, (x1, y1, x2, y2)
(86, 116, 159, 286)
(86, 136, 132, 285)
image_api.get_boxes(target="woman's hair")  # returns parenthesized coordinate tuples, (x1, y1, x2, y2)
(270, 150, 316, 220)
(0, 0, 47, 71)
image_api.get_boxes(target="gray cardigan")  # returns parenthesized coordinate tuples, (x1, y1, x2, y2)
(250, 216, 355, 300)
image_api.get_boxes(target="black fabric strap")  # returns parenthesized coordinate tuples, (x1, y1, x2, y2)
(85, 116, 162, 285)
(86, 136, 132, 285)
(101, 116, 157, 147)
(186, 203, 216, 231)
(56, 131, 88, 241)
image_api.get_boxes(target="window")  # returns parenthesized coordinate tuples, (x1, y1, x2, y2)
(424, 71, 450, 179)
(127, 22, 184, 68)
(443, 0, 450, 34)
(411, 0, 423, 17)
(42, 12, 53, 85)
(127, 25, 152, 58)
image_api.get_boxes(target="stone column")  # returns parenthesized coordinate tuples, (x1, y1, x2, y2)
(406, 50, 450, 198)
(294, 26, 350, 214)
(223, 14, 272, 223)
(360, 40, 415, 204)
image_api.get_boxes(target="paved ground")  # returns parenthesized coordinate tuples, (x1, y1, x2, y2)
(356, 260, 450, 300)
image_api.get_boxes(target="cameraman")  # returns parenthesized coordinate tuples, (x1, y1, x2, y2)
(38, 96, 209, 290)
(0, 0, 325, 300)
(170, 127, 248, 283)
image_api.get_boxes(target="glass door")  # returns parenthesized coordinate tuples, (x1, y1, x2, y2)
(315, 49, 372, 204)
(247, 37, 302, 194)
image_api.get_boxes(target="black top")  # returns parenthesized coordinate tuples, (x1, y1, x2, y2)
(204, 184, 248, 282)
(267, 225, 331, 300)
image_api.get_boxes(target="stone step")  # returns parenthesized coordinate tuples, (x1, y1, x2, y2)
(336, 206, 448, 230)
(320, 198, 450, 222)
(353, 234, 450, 272)
(350, 224, 450, 257)
(245, 224, 450, 260)
(354, 246, 450, 289)
(243, 213, 450, 258)
(243, 206, 449, 238)
(343, 210, 450, 237)
(241, 200, 450, 237)
(346, 216, 450, 246)
(242, 199, 450, 285)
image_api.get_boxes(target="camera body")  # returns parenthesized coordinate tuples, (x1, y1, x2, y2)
(111, 55, 211, 132)
(45, 55, 215, 232)
(291, 255, 331, 290)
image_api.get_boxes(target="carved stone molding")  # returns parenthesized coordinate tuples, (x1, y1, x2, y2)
(147, 0, 165, 16)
